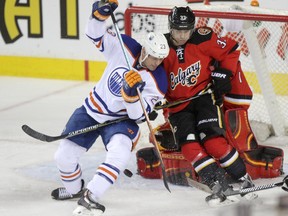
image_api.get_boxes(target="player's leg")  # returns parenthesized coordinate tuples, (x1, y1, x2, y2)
(197, 94, 256, 198)
(203, 137, 247, 180)
(87, 134, 133, 198)
(169, 107, 229, 201)
(52, 106, 100, 200)
(52, 139, 86, 200)
(73, 120, 140, 215)
(203, 136, 257, 199)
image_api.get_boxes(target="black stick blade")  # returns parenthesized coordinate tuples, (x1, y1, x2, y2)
(161, 166, 171, 193)
(21, 125, 65, 142)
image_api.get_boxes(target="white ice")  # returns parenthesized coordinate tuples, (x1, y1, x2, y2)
(1, 76, 288, 216)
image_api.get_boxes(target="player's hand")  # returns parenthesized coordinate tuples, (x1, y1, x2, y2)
(92, 0, 118, 21)
(211, 67, 232, 94)
(154, 130, 178, 151)
(121, 70, 146, 103)
(154, 99, 167, 110)
(136, 110, 158, 124)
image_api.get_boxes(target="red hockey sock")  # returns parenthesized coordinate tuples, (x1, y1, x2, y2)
(181, 142, 209, 164)
(204, 136, 233, 160)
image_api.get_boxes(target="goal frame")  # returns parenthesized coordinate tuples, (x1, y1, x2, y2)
(124, 6, 288, 137)
(124, 6, 288, 35)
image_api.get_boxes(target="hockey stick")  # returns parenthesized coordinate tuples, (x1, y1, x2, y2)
(187, 175, 288, 197)
(154, 87, 213, 110)
(110, 12, 171, 192)
(22, 117, 129, 142)
(137, 88, 171, 192)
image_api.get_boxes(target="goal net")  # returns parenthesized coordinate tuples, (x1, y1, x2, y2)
(124, 4, 288, 140)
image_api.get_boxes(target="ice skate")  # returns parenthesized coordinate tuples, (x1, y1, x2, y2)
(205, 181, 227, 203)
(205, 180, 240, 207)
(239, 173, 258, 200)
(73, 190, 105, 216)
(51, 179, 85, 200)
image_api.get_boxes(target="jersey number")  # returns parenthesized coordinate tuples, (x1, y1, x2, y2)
(217, 38, 227, 48)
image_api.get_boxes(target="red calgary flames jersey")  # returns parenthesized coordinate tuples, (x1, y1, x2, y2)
(163, 27, 240, 113)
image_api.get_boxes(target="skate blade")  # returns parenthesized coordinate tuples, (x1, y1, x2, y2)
(207, 196, 240, 207)
(241, 192, 258, 201)
(72, 206, 104, 216)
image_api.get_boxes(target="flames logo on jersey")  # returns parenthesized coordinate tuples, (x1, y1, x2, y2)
(170, 61, 201, 90)
(197, 27, 212, 35)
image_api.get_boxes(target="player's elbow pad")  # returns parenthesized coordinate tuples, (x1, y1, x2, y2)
(125, 102, 144, 120)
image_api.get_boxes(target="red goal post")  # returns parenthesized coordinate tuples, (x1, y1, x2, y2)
(124, 5, 288, 138)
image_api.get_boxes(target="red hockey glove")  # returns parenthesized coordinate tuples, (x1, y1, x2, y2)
(92, 0, 118, 21)
(121, 70, 146, 103)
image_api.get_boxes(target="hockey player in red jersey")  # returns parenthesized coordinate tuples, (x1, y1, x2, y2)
(161, 6, 255, 203)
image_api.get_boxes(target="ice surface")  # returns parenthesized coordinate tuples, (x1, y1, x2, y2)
(0, 76, 287, 216)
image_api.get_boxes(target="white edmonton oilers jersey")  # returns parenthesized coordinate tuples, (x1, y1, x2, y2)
(84, 17, 168, 123)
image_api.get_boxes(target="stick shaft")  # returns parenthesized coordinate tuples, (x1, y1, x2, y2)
(155, 88, 212, 110)
(22, 117, 128, 142)
(110, 12, 170, 192)
(137, 88, 171, 192)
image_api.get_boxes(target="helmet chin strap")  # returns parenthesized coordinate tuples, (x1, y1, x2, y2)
(139, 47, 148, 68)
(169, 30, 182, 46)
(170, 35, 179, 46)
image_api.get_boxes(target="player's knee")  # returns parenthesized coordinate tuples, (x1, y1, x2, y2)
(204, 137, 246, 179)
(199, 127, 225, 143)
(181, 142, 219, 180)
(181, 142, 208, 163)
(204, 136, 233, 159)
(106, 134, 132, 171)
(54, 139, 85, 171)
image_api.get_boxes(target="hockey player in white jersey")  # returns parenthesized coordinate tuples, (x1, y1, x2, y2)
(50, 0, 169, 215)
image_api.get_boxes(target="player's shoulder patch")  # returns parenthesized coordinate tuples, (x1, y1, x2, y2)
(197, 27, 212, 36)
(189, 27, 213, 45)
(121, 34, 142, 58)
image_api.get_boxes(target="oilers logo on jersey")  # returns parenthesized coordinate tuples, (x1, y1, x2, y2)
(108, 67, 129, 97)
